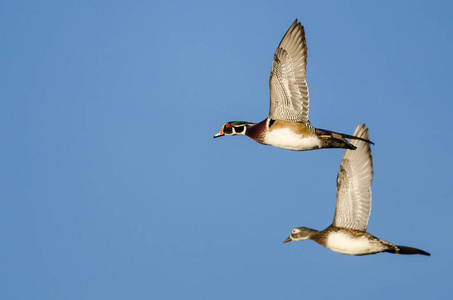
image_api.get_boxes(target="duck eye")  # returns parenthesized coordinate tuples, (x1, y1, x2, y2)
(292, 229, 297, 234)
(225, 123, 231, 128)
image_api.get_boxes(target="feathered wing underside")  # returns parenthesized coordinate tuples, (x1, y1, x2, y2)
(268, 19, 309, 124)
(333, 124, 373, 232)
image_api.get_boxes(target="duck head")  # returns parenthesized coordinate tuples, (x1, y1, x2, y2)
(283, 227, 317, 243)
(213, 121, 255, 138)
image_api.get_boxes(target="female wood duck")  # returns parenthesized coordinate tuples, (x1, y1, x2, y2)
(214, 20, 373, 151)
(283, 124, 430, 256)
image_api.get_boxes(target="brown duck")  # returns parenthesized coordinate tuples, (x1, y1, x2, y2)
(283, 124, 430, 256)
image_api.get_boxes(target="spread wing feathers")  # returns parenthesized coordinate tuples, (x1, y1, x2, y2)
(333, 124, 373, 232)
(268, 19, 309, 124)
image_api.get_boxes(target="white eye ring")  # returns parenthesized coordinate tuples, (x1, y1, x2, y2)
(292, 229, 297, 234)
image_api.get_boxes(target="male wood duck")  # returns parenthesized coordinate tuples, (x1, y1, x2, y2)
(283, 124, 430, 256)
(214, 20, 373, 151)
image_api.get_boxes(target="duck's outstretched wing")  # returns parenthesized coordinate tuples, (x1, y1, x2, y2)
(333, 124, 373, 232)
(269, 19, 309, 124)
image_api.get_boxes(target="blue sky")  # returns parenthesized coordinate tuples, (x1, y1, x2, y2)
(2, 0, 452, 299)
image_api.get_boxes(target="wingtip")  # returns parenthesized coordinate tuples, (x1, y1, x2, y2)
(357, 123, 374, 145)
(289, 19, 302, 32)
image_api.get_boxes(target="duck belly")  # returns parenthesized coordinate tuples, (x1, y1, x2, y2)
(325, 231, 381, 256)
(263, 128, 321, 151)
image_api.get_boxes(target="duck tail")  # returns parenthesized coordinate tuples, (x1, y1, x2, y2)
(386, 245, 431, 256)
(315, 128, 375, 145)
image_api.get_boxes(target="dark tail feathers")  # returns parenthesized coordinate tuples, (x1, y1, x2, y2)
(315, 128, 375, 145)
(386, 245, 431, 256)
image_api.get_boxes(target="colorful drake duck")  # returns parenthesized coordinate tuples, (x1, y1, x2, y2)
(214, 20, 372, 151)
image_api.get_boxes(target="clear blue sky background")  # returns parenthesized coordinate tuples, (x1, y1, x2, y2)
(2, 1, 452, 299)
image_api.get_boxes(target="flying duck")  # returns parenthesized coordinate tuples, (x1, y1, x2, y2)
(283, 124, 430, 256)
(214, 20, 373, 151)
